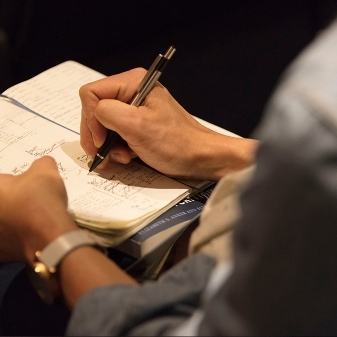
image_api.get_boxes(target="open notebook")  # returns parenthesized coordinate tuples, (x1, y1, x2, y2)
(0, 61, 213, 246)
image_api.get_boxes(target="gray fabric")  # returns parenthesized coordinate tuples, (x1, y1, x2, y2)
(68, 19, 337, 336)
(199, 20, 337, 336)
(66, 254, 216, 336)
(188, 165, 255, 263)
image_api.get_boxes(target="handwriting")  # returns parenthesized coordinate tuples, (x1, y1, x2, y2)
(88, 164, 164, 200)
(26, 139, 65, 157)
(0, 62, 188, 230)
(11, 162, 30, 175)
(69, 190, 123, 216)
(3, 61, 105, 134)
(77, 154, 90, 164)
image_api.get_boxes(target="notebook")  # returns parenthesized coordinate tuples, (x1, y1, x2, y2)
(0, 60, 212, 246)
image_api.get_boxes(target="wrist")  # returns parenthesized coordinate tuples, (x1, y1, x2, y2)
(23, 208, 78, 265)
(192, 131, 258, 180)
(26, 229, 104, 305)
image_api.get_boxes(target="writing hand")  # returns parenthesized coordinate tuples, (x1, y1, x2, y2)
(80, 68, 259, 180)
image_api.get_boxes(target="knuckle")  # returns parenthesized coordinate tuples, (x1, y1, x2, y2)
(78, 84, 88, 98)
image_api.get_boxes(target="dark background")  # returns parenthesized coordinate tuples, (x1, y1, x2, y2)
(0, 0, 336, 137)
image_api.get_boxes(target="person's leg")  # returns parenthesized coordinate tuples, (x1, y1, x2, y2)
(0, 263, 24, 335)
(0, 263, 24, 303)
(0, 263, 70, 336)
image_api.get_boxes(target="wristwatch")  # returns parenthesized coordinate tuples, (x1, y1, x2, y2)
(26, 230, 102, 305)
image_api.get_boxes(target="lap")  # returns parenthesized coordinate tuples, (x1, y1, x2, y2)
(0, 263, 70, 336)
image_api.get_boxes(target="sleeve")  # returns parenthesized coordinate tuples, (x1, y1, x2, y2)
(198, 87, 337, 335)
(67, 22, 337, 337)
(66, 254, 216, 336)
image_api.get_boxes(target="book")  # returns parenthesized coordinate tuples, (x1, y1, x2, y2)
(0, 60, 211, 246)
(115, 184, 215, 259)
(115, 184, 216, 280)
(115, 198, 204, 258)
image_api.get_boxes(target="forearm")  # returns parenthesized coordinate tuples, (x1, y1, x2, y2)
(66, 254, 216, 336)
(188, 129, 259, 181)
(59, 246, 138, 309)
(22, 203, 138, 310)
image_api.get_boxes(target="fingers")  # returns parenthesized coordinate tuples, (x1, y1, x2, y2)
(80, 113, 105, 157)
(94, 99, 140, 139)
(92, 143, 134, 169)
(108, 144, 134, 165)
(80, 98, 138, 160)
(79, 67, 147, 127)
(0, 156, 60, 224)
(79, 68, 147, 156)
(79, 68, 146, 106)
(23, 157, 67, 203)
(26, 156, 64, 182)
(0, 157, 61, 189)
(0, 156, 77, 263)
(29, 156, 58, 171)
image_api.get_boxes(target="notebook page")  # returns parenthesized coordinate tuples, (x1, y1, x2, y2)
(0, 99, 189, 230)
(2, 61, 105, 133)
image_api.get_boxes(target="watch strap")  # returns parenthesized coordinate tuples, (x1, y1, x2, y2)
(36, 230, 98, 270)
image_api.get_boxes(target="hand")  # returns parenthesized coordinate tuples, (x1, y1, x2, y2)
(0, 156, 77, 263)
(0, 156, 137, 309)
(80, 68, 259, 180)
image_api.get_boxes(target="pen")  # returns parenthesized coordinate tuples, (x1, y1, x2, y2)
(89, 45, 176, 172)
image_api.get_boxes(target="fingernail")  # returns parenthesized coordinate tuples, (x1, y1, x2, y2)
(92, 134, 99, 148)
(110, 152, 125, 164)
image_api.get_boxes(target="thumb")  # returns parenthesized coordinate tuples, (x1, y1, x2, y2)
(95, 99, 140, 140)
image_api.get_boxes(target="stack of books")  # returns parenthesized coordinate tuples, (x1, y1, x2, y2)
(113, 184, 215, 280)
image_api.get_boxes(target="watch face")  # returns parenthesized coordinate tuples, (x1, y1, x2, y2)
(26, 262, 58, 305)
